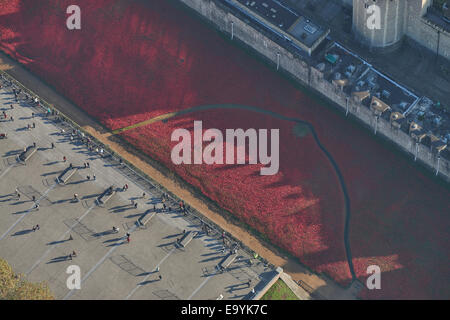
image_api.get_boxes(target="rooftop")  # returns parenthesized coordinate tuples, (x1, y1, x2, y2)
(231, 0, 329, 51)
(405, 97, 450, 144)
(315, 42, 419, 114)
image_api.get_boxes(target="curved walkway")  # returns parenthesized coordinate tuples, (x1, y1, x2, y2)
(112, 104, 357, 280)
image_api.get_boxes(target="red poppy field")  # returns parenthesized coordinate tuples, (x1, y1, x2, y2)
(0, 0, 448, 299)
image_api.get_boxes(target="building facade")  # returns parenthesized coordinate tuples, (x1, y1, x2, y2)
(350, 0, 449, 59)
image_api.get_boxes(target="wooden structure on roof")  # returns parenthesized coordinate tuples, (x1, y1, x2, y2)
(352, 90, 370, 103)
(370, 96, 391, 115)
(390, 112, 405, 129)
(409, 122, 427, 141)
(332, 78, 349, 90)
(429, 134, 448, 153)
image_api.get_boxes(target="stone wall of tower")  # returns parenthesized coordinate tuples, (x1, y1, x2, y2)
(405, 0, 450, 60)
(350, 0, 449, 60)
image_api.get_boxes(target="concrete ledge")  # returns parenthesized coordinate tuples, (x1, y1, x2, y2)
(18, 145, 36, 162)
(252, 267, 283, 300)
(138, 210, 156, 226)
(219, 252, 238, 269)
(57, 166, 78, 184)
(97, 186, 116, 205)
(179, 230, 197, 248)
(279, 272, 312, 300)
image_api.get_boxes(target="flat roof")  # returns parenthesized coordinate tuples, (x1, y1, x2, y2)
(287, 16, 327, 47)
(233, 0, 328, 49)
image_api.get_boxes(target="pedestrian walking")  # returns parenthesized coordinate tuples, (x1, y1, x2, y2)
(32, 122, 35, 128)
(142, 192, 146, 199)
(158, 275, 162, 281)
(27, 124, 31, 130)
(86, 162, 90, 168)
(32, 195, 36, 202)
(127, 236, 130, 243)
(86, 175, 90, 181)
(33, 142, 36, 148)
(51, 142, 55, 149)
(32, 112, 35, 118)
(247, 279, 252, 288)
(84, 162, 87, 168)
(134, 203, 138, 209)
(69, 234, 73, 240)
(10, 116, 13, 122)
(10, 104, 13, 109)
(93, 174, 96, 180)
(63, 156, 67, 162)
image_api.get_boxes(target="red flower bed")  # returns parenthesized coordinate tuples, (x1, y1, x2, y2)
(120, 108, 350, 281)
(0, 0, 448, 298)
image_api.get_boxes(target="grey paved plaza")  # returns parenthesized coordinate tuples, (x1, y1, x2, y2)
(0, 78, 277, 300)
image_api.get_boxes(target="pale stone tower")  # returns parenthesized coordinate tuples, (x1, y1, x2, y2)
(352, 0, 432, 51)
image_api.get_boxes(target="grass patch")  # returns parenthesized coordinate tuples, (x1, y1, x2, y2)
(261, 279, 299, 300)
(0, 257, 54, 300)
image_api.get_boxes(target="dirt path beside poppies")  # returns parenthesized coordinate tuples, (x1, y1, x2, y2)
(0, 51, 359, 300)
